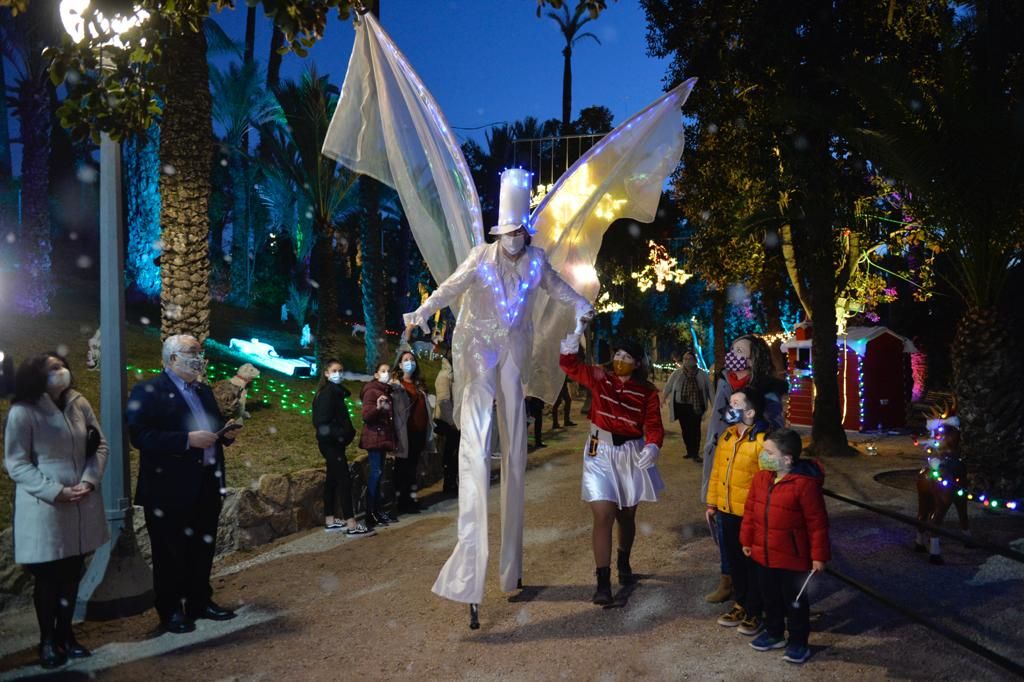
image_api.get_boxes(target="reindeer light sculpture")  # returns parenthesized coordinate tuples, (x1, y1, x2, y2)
(915, 399, 969, 564)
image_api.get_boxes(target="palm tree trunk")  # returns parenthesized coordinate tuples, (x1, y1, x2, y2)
(159, 26, 213, 343)
(360, 177, 387, 372)
(0, 51, 14, 235)
(13, 77, 54, 316)
(561, 46, 573, 133)
(266, 27, 284, 93)
(229, 153, 250, 304)
(952, 306, 1024, 498)
(315, 230, 345, 369)
(124, 125, 162, 299)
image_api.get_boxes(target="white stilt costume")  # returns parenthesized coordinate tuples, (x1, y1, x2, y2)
(405, 170, 593, 604)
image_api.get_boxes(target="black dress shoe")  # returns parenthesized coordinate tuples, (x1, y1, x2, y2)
(62, 636, 92, 658)
(192, 602, 237, 621)
(162, 612, 196, 634)
(38, 641, 67, 669)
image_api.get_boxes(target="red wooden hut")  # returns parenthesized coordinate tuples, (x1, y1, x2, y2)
(781, 323, 917, 431)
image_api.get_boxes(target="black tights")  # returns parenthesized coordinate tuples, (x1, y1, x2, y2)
(590, 502, 638, 568)
(25, 555, 86, 644)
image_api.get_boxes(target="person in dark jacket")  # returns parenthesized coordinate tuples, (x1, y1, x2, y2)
(741, 428, 830, 665)
(313, 359, 372, 536)
(391, 350, 433, 515)
(127, 335, 242, 634)
(359, 362, 399, 527)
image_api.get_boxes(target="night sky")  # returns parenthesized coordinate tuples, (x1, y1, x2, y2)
(4, 1, 671, 176)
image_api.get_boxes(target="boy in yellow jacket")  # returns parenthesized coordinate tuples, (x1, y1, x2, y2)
(706, 388, 768, 636)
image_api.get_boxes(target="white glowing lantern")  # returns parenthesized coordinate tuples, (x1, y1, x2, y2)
(60, 0, 150, 49)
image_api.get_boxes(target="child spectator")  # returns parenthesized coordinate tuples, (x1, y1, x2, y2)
(741, 428, 830, 664)
(706, 388, 768, 636)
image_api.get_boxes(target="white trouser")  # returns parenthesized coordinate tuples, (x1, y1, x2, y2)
(432, 349, 527, 604)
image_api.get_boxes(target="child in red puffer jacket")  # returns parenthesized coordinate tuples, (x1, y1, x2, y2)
(740, 428, 830, 665)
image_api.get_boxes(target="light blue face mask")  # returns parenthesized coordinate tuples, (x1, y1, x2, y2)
(402, 360, 416, 374)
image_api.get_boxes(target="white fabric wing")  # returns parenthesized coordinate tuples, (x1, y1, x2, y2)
(526, 78, 697, 403)
(322, 13, 483, 283)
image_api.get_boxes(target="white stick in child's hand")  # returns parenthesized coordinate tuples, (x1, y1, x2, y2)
(791, 569, 816, 608)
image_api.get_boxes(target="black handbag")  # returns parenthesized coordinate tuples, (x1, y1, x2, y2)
(86, 425, 101, 459)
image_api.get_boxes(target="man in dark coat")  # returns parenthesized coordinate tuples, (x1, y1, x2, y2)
(127, 334, 242, 633)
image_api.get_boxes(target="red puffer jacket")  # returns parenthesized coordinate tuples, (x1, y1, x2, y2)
(740, 460, 831, 572)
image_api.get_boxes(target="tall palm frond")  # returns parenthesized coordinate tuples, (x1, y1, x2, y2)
(210, 61, 282, 152)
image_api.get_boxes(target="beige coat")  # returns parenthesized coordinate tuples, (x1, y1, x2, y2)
(4, 390, 109, 564)
(433, 357, 455, 427)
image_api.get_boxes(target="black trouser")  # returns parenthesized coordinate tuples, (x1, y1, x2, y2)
(756, 563, 811, 647)
(436, 421, 461, 492)
(395, 428, 426, 508)
(144, 467, 222, 621)
(675, 402, 702, 458)
(719, 512, 762, 616)
(24, 554, 86, 645)
(319, 440, 354, 520)
(526, 397, 545, 445)
(552, 381, 572, 428)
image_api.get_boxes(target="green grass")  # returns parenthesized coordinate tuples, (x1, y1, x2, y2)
(0, 275, 440, 530)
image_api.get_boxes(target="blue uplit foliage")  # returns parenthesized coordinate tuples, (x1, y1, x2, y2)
(124, 124, 161, 298)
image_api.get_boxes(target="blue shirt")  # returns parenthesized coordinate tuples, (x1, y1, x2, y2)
(165, 370, 217, 466)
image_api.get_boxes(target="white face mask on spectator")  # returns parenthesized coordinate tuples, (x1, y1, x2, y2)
(378, 371, 390, 383)
(328, 372, 343, 385)
(47, 368, 71, 391)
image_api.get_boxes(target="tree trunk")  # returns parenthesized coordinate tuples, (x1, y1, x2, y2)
(359, 177, 387, 372)
(159, 26, 213, 343)
(562, 46, 573, 133)
(124, 125, 162, 299)
(0, 50, 14, 235)
(242, 7, 255, 155)
(266, 26, 285, 93)
(228, 153, 250, 305)
(315, 228, 345, 369)
(951, 306, 1024, 499)
(395, 213, 412, 323)
(711, 289, 726, 373)
(13, 77, 54, 316)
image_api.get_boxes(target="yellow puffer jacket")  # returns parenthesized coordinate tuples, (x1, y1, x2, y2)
(706, 422, 768, 516)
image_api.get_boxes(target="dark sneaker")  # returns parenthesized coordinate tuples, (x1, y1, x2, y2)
(737, 614, 765, 636)
(750, 632, 786, 651)
(717, 604, 745, 627)
(345, 524, 376, 536)
(783, 644, 811, 664)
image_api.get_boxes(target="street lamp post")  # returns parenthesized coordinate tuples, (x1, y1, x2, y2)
(60, 0, 153, 620)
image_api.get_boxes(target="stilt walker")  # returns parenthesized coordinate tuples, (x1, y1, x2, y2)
(405, 169, 595, 626)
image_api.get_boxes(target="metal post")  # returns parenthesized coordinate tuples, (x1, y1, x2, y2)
(76, 133, 153, 620)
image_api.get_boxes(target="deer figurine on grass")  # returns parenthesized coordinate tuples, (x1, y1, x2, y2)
(915, 398, 970, 565)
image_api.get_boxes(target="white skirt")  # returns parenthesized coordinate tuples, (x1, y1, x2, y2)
(581, 436, 664, 508)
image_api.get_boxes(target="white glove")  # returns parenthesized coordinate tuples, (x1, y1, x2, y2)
(634, 443, 660, 469)
(575, 308, 596, 335)
(560, 333, 581, 355)
(403, 310, 430, 335)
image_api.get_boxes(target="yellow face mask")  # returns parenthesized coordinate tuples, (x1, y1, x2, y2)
(611, 359, 635, 378)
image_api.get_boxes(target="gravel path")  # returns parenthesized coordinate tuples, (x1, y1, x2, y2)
(1, 419, 1021, 681)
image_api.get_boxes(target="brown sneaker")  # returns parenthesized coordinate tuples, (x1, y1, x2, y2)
(737, 614, 764, 636)
(717, 603, 745, 627)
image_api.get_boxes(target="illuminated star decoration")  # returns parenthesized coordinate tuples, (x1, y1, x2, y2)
(631, 241, 692, 292)
(594, 291, 623, 314)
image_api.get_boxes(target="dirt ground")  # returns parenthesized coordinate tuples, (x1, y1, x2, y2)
(1, 417, 1022, 681)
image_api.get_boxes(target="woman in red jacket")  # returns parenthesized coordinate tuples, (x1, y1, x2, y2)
(740, 428, 830, 665)
(359, 363, 399, 528)
(560, 334, 664, 606)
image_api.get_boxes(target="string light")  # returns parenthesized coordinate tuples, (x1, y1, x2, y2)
(478, 256, 540, 326)
(631, 241, 692, 293)
(594, 291, 623, 313)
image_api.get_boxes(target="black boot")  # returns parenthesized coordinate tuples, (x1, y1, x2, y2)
(617, 548, 637, 586)
(592, 567, 613, 605)
(38, 640, 67, 669)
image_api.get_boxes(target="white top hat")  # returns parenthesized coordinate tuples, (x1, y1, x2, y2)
(490, 168, 535, 235)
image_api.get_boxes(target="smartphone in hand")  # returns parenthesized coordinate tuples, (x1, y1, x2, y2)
(217, 420, 243, 437)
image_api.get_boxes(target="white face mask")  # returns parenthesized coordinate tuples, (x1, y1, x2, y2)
(501, 233, 525, 255)
(328, 372, 344, 385)
(47, 368, 71, 391)
(377, 371, 390, 383)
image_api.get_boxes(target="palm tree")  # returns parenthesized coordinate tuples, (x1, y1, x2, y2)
(545, 1, 602, 132)
(123, 124, 162, 299)
(846, 3, 1024, 497)
(0, 43, 14, 236)
(210, 60, 282, 305)
(1, 2, 59, 316)
(260, 69, 359, 368)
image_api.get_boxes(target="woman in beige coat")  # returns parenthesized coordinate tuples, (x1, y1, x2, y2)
(4, 352, 108, 669)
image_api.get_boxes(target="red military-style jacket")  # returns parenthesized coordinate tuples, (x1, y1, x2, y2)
(559, 353, 664, 448)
